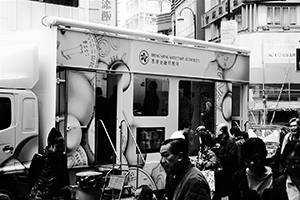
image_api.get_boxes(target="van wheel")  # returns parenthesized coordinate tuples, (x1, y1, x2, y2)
(0, 181, 21, 200)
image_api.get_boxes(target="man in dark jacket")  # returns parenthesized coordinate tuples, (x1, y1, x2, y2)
(213, 124, 238, 200)
(160, 138, 211, 200)
(229, 138, 281, 200)
(29, 127, 70, 200)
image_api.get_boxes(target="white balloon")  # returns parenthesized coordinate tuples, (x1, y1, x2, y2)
(68, 71, 94, 125)
(59, 114, 82, 155)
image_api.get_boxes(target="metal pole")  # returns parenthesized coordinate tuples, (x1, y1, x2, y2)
(178, 7, 196, 39)
(262, 38, 266, 125)
(193, 13, 196, 39)
(174, 20, 176, 36)
(227, 0, 230, 20)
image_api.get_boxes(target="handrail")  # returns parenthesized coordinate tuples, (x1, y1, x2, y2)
(119, 119, 146, 164)
(43, 16, 251, 54)
(97, 119, 120, 163)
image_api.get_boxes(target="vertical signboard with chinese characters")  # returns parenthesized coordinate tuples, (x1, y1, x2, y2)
(101, 0, 117, 26)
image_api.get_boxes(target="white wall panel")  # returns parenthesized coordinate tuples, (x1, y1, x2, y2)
(31, 1, 46, 29)
(89, 0, 100, 23)
(297, 6, 300, 26)
(0, 0, 17, 33)
(72, 7, 80, 21)
(257, 5, 267, 26)
(0, 0, 117, 33)
(79, 7, 89, 22)
(59, 5, 72, 19)
(78, 0, 90, 21)
(89, 9, 101, 23)
(45, 3, 59, 19)
(17, 0, 32, 31)
(89, 0, 101, 9)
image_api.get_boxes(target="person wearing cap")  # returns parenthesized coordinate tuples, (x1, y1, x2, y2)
(29, 127, 70, 200)
(281, 117, 300, 155)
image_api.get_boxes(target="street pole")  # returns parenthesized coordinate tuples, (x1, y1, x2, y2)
(193, 13, 196, 39)
(227, 0, 230, 20)
(262, 38, 266, 125)
(178, 7, 196, 39)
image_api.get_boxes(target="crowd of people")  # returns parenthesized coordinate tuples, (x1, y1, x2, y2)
(26, 115, 300, 200)
(161, 116, 300, 200)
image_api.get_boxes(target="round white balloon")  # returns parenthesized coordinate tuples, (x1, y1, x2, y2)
(59, 114, 82, 155)
(68, 71, 94, 125)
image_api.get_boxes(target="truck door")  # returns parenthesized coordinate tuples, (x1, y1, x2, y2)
(0, 94, 15, 164)
(94, 72, 122, 165)
(56, 68, 123, 168)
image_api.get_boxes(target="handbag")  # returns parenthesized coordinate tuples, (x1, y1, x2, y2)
(201, 170, 215, 192)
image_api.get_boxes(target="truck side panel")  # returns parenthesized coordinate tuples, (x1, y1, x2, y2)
(0, 28, 58, 151)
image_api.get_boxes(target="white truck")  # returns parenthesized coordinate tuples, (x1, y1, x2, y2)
(0, 16, 250, 199)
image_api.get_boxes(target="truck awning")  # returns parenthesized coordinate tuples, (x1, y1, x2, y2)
(249, 101, 300, 111)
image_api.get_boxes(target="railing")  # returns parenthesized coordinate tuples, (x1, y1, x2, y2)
(119, 119, 146, 164)
(97, 117, 146, 166)
(97, 119, 121, 163)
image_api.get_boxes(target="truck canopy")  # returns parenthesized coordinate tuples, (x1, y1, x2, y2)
(0, 44, 39, 89)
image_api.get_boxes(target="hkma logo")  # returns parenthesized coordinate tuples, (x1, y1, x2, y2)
(139, 50, 149, 65)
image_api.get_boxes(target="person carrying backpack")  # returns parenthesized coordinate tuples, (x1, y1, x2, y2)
(28, 127, 70, 200)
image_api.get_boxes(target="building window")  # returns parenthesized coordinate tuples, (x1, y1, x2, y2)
(267, 6, 297, 26)
(30, 0, 79, 7)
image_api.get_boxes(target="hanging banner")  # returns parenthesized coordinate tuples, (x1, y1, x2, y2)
(221, 20, 238, 46)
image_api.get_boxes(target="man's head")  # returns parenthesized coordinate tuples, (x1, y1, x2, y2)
(281, 140, 300, 179)
(230, 126, 241, 139)
(47, 127, 65, 154)
(289, 117, 299, 133)
(201, 92, 209, 101)
(179, 88, 184, 98)
(148, 81, 157, 94)
(179, 120, 192, 134)
(196, 125, 206, 133)
(160, 138, 189, 175)
(96, 87, 103, 96)
(216, 123, 229, 140)
(241, 137, 267, 174)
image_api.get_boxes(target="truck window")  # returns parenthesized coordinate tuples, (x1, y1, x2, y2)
(136, 127, 165, 153)
(22, 98, 36, 132)
(133, 75, 169, 117)
(0, 97, 11, 130)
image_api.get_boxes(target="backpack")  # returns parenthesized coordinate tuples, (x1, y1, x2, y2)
(28, 153, 45, 189)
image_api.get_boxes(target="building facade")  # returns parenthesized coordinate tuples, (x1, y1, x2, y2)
(201, 0, 300, 126)
(0, 0, 118, 34)
(124, 0, 171, 32)
(170, 0, 205, 40)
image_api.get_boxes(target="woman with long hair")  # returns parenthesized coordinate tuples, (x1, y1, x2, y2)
(196, 128, 219, 171)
